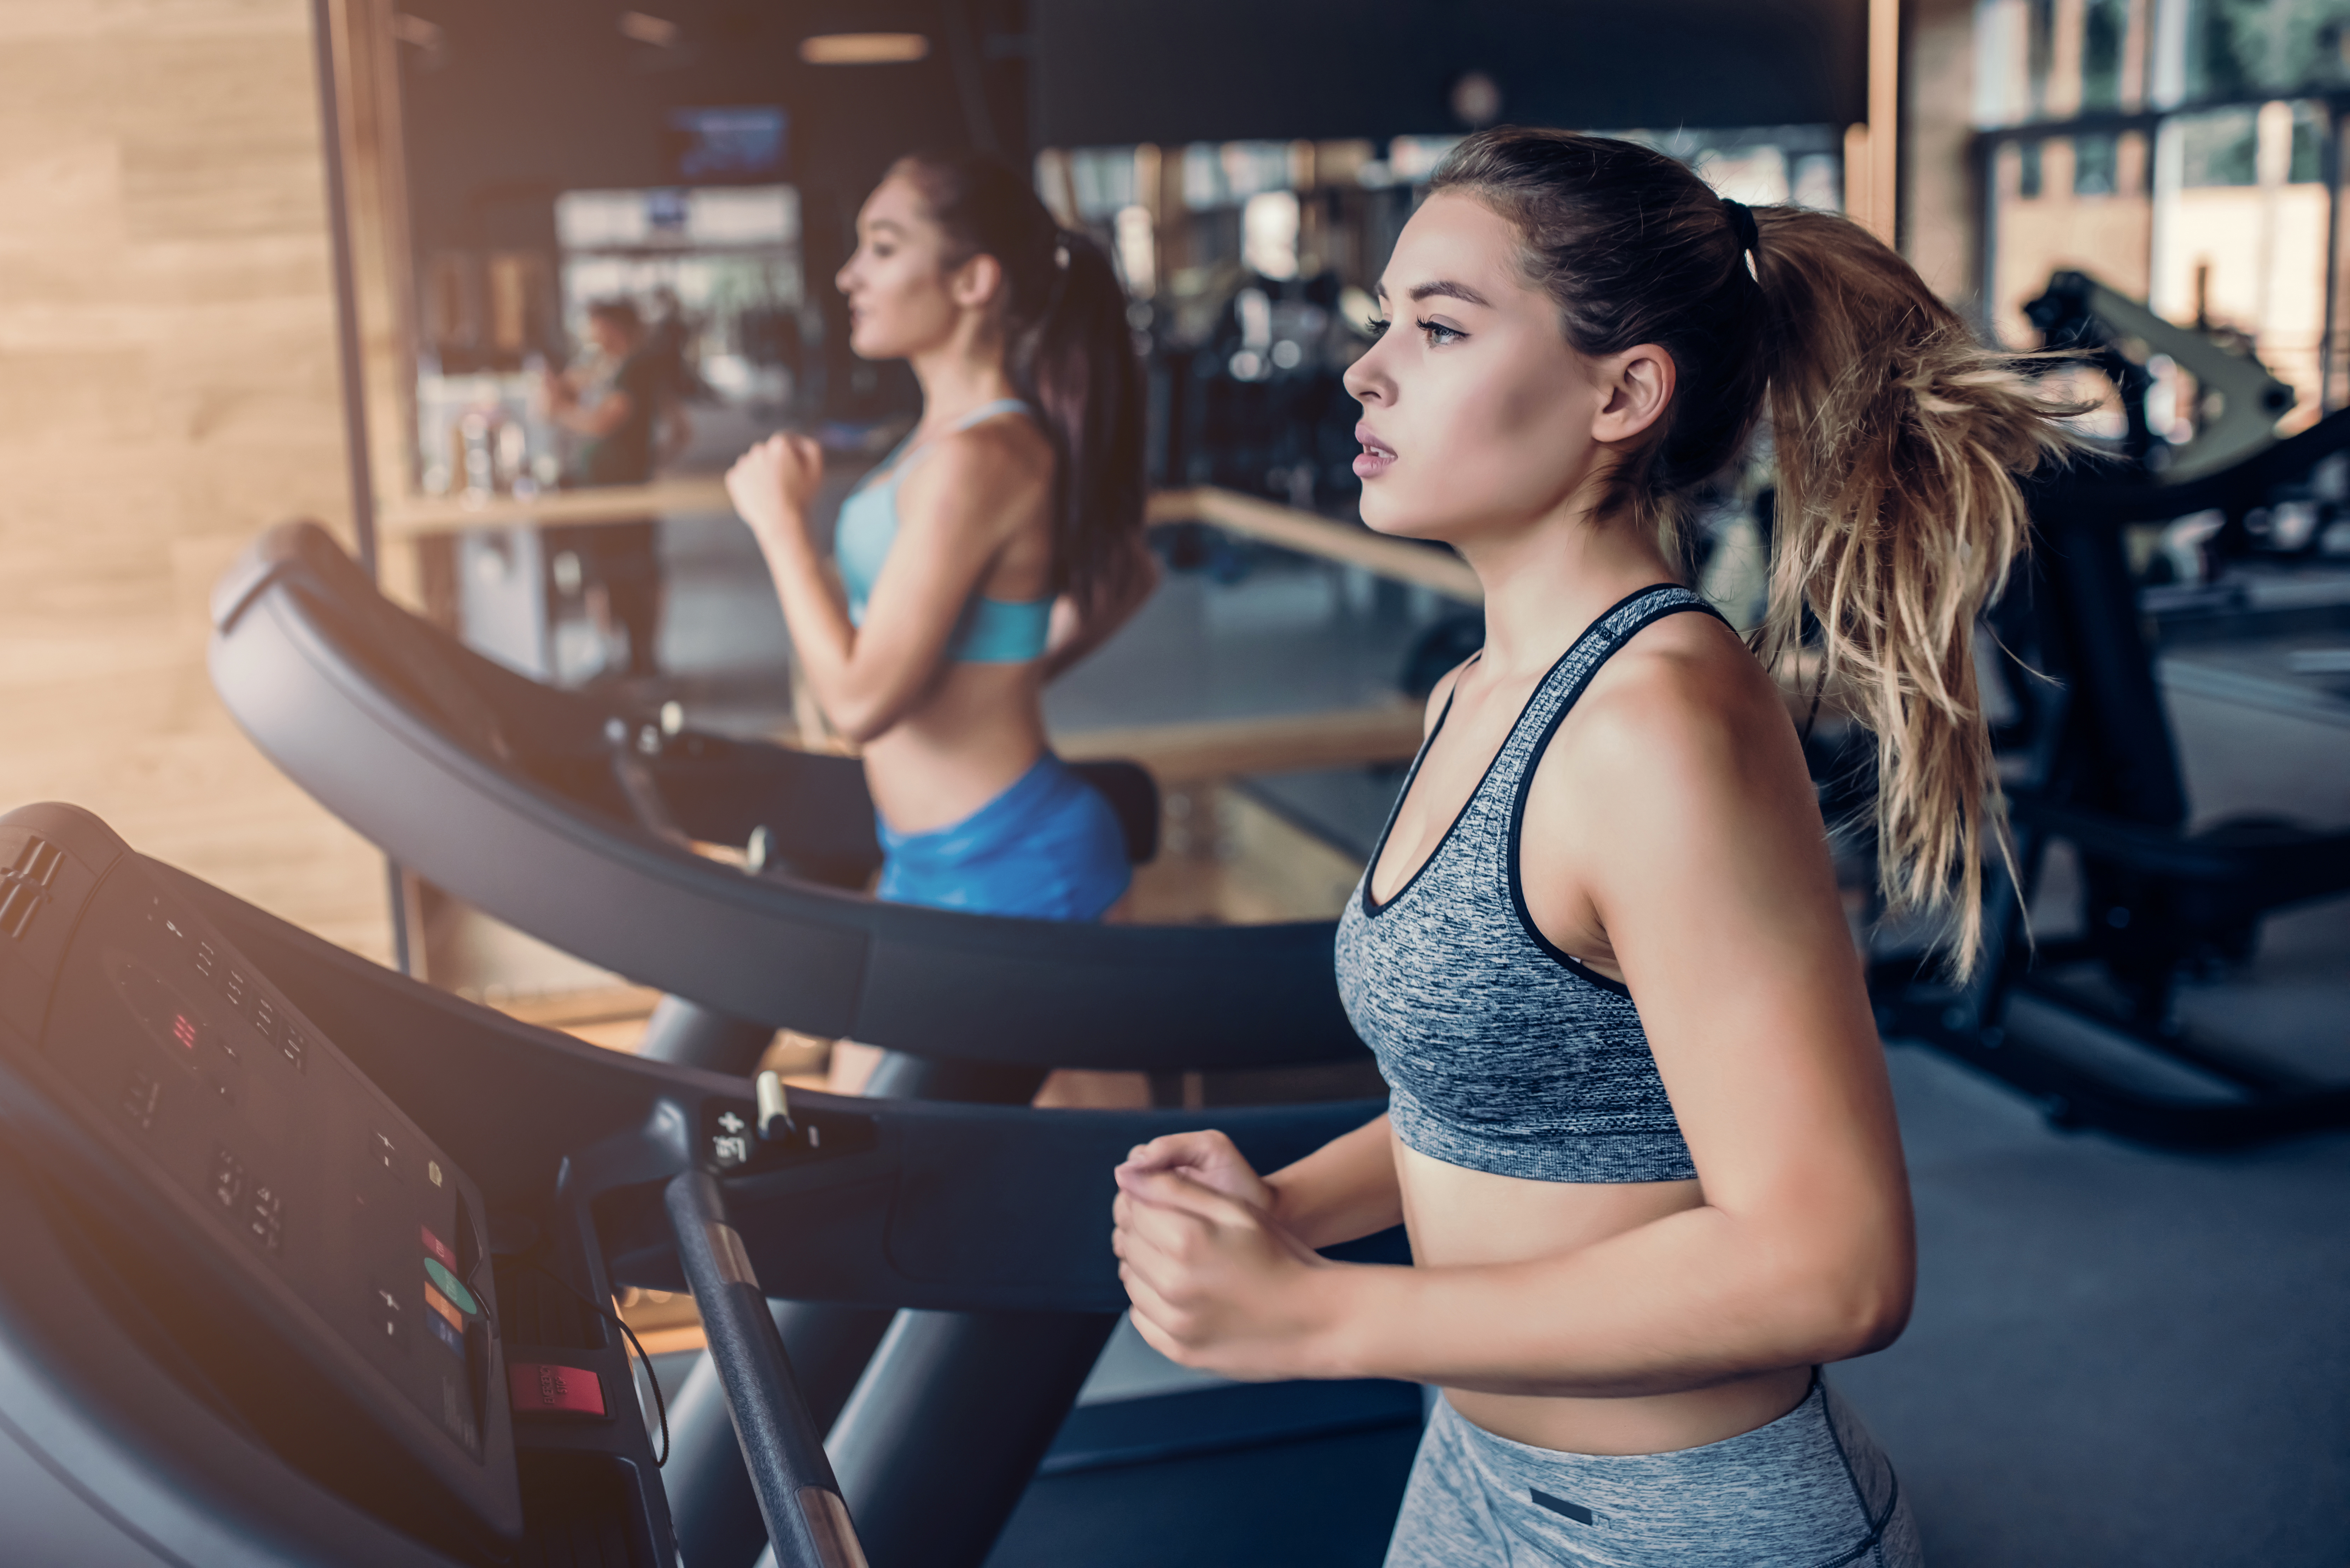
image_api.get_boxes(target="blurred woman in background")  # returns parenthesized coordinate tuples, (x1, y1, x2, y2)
(725, 149, 1157, 1090)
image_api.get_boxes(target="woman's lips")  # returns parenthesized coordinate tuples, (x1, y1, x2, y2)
(1353, 423, 1396, 480)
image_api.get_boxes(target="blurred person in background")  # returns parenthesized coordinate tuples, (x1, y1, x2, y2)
(543, 296, 691, 682)
(725, 149, 1157, 1097)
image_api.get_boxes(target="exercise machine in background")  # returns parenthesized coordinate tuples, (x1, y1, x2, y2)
(1866, 282, 2350, 1147)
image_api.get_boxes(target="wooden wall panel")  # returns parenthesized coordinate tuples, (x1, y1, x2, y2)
(0, 0, 392, 961)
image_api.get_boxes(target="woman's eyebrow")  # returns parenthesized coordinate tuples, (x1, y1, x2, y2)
(1405, 280, 1491, 308)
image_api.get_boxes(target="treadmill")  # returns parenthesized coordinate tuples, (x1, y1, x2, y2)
(0, 803, 1420, 1567)
(205, 521, 1392, 1566)
(206, 519, 1358, 1087)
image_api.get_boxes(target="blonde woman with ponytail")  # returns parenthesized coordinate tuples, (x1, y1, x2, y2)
(1110, 129, 2075, 1566)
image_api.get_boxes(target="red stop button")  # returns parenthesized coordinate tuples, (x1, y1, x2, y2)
(507, 1362, 607, 1419)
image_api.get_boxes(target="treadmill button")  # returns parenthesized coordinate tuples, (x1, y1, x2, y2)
(423, 1256, 480, 1317)
(210, 1147, 246, 1210)
(370, 1282, 408, 1352)
(248, 1185, 282, 1254)
(507, 1362, 607, 1420)
(425, 1310, 465, 1359)
(419, 1223, 457, 1272)
(279, 1028, 307, 1073)
(422, 1280, 464, 1332)
(121, 1068, 160, 1131)
(192, 940, 217, 980)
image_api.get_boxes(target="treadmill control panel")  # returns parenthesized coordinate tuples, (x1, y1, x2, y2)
(0, 810, 519, 1543)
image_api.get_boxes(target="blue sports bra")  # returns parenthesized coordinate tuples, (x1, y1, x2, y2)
(834, 398, 1053, 665)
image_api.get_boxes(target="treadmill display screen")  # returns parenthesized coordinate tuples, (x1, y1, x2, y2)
(38, 865, 492, 1462)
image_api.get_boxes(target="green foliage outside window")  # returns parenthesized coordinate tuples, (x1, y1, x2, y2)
(2180, 106, 2262, 184)
(2082, 0, 2130, 109)
(2191, 0, 2350, 97)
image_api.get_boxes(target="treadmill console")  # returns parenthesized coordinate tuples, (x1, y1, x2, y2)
(0, 804, 521, 1549)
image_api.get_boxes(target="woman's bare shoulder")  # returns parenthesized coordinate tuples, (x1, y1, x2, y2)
(1548, 609, 1799, 806)
(896, 414, 1052, 539)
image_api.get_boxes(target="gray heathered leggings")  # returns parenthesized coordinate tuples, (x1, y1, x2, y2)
(1385, 1375, 1923, 1567)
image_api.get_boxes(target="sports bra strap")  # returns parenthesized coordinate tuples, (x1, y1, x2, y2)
(945, 397, 1033, 432)
(856, 400, 1035, 495)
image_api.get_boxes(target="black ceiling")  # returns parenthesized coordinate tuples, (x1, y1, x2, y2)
(392, 0, 1866, 263)
(1031, 0, 1869, 148)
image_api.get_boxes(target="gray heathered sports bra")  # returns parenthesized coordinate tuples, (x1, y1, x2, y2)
(1335, 584, 1728, 1184)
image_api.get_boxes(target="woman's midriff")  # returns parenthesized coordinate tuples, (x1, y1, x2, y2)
(1394, 1138, 1813, 1456)
(861, 662, 1049, 834)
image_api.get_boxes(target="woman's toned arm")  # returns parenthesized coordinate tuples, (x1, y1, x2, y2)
(1112, 636, 1915, 1394)
(726, 429, 1036, 744)
(1262, 1115, 1403, 1247)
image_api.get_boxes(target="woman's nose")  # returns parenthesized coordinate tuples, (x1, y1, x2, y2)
(1341, 349, 1386, 406)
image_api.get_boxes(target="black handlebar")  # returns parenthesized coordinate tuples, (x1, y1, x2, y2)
(665, 1170, 869, 1568)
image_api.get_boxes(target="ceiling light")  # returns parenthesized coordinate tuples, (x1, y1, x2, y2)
(799, 33, 929, 65)
(618, 11, 682, 47)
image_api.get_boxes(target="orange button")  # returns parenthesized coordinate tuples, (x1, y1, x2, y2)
(422, 1280, 464, 1332)
(508, 1362, 607, 1419)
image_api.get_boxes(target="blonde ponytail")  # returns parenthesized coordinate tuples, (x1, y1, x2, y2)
(1430, 128, 2083, 975)
(1750, 209, 2080, 973)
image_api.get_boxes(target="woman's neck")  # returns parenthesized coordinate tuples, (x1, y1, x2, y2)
(909, 326, 1019, 431)
(1454, 495, 1680, 680)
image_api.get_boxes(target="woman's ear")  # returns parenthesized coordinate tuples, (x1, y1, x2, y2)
(1591, 343, 1676, 445)
(948, 252, 1006, 313)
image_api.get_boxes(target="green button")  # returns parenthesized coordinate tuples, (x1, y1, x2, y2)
(423, 1256, 479, 1317)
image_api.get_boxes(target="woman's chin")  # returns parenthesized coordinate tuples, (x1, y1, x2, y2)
(848, 325, 905, 361)
(1357, 487, 1438, 541)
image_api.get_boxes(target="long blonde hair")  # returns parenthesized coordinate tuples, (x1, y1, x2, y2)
(1431, 128, 2080, 974)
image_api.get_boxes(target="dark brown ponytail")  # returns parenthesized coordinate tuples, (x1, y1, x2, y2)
(1431, 127, 2082, 974)
(890, 149, 1150, 624)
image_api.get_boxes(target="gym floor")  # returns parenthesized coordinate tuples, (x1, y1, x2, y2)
(637, 516, 2348, 1567)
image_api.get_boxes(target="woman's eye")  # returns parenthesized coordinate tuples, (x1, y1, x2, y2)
(1418, 318, 1463, 346)
(1364, 316, 1391, 341)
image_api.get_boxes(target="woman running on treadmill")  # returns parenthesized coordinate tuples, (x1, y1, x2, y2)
(1111, 129, 2079, 1566)
(725, 151, 1154, 938)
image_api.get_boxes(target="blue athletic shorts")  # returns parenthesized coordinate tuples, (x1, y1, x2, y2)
(874, 753, 1131, 921)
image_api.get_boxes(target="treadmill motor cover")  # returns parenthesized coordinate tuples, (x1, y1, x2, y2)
(0, 805, 522, 1549)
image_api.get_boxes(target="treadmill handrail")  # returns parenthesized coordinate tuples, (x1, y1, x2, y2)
(210, 522, 1366, 1069)
(666, 1170, 867, 1568)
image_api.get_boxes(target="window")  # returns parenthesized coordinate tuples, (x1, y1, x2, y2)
(2190, 0, 2350, 97)
(1977, 1, 2345, 423)
(2082, 0, 2128, 110)
(2291, 100, 2329, 182)
(2076, 133, 2121, 195)
(2180, 107, 2261, 186)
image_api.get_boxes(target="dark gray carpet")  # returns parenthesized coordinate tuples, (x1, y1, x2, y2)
(1840, 1045, 2350, 1566)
